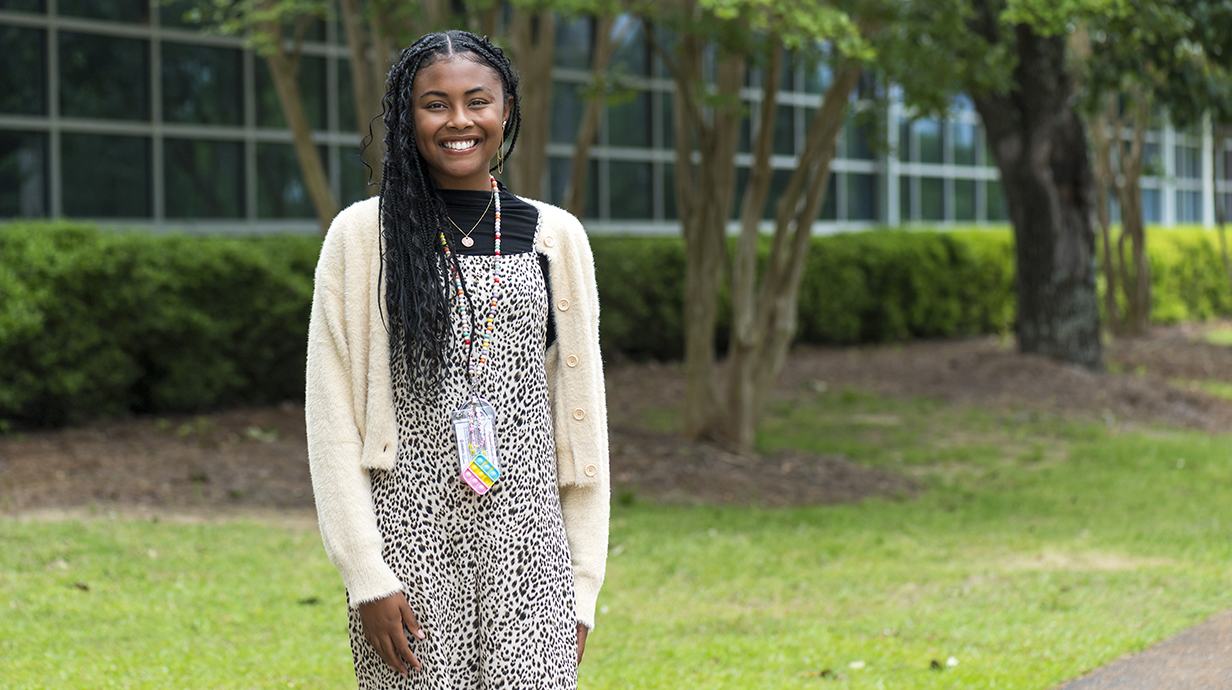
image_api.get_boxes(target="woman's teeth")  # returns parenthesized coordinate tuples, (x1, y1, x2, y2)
(444, 140, 478, 151)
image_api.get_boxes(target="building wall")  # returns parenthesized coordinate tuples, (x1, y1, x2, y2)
(0, 5, 1228, 233)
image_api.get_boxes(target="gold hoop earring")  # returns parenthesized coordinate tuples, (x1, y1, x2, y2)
(497, 129, 505, 175)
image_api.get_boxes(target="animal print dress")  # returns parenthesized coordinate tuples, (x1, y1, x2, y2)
(348, 250, 578, 689)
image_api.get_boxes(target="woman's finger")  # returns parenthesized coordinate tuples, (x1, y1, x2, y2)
(377, 636, 409, 677)
(400, 597, 426, 641)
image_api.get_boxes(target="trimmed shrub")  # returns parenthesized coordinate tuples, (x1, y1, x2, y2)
(3, 222, 1230, 426)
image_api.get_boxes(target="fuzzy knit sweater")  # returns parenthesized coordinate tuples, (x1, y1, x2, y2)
(305, 196, 610, 629)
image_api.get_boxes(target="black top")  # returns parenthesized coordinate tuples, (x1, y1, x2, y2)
(439, 182, 539, 255)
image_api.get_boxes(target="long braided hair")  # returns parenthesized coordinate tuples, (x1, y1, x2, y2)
(373, 30, 522, 392)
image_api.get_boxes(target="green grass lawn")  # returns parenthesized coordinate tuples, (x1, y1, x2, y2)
(4, 389, 1232, 689)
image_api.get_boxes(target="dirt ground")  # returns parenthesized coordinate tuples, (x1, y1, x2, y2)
(3, 322, 1232, 514)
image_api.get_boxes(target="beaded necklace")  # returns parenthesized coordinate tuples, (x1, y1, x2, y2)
(440, 175, 503, 495)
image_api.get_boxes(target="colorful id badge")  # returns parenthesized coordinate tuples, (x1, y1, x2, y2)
(452, 398, 501, 494)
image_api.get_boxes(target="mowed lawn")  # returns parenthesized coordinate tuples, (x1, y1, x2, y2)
(4, 389, 1232, 689)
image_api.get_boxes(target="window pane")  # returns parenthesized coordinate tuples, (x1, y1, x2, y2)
(0, 0, 46, 12)
(1175, 145, 1201, 179)
(62, 133, 150, 217)
(1143, 142, 1162, 176)
(845, 173, 876, 221)
(780, 49, 795, 91)
(548, 156, 598, 218)
(1142, 188, 1161, 223)
(920, 176, 944, 221)
(916, 119, 942, 164)
(985, 179, 1007, 222)
(60, 0, 148, 23)
(607, 91, 650, 148)
(844, 118, 874, 161)
(1176, 190, 1202, 223)
(663, 93, 675, 150)
(60, 32, 148, 121)
(160, 0, 199, 28)
(663, 162, 676, 220)
(0, 26, 45, 115)
(609, 161, 652, 219)
(804, 59, 831, 94)
(898, 118, 910, 162)
(773, 105, 794, 156)
(162, 43, 242, 125)
(555, 16, 592, 70)
(551, 81, 584, 145)
(255, 56, 325, 130)
(738, 104, 753, 154)
(164, 139, 244, 218)
(954, 179, 976, 221)
(900, 176, 914, 221)
(819, 172, 837, 221)
(257, 143, 315, 218)
(339, 59, 357, 133)
(610, 16, 647, 75)
(0, 130, 47, 217)
(340, 147, 372, 206)
(952, 122, 975, 166)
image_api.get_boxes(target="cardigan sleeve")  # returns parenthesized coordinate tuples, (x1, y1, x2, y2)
(305, 221, 405, 608)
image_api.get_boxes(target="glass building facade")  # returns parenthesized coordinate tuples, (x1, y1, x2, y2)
(1, 6, 1228, 233)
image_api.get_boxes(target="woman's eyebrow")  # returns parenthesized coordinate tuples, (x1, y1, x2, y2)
(417, 86, 495, 100)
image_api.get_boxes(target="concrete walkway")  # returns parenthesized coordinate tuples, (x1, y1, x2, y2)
(1057, 610, 1232, 689)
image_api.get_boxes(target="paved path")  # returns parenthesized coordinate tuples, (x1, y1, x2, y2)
(1057, 610, 1232, 689)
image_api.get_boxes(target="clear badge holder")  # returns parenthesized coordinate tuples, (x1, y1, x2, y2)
(451, 397, 501, 494)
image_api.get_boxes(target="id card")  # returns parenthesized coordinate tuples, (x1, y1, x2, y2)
(451, 398, 501, 494)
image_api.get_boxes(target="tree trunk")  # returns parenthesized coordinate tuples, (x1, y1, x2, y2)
(1089, 98, 1121, 335)
(722, 63, 861, 449)
(970, 18, 1103, 371)
(1114, 96, 1150, 336)
(1213, 126, 1231, 289)
(647, 15, 745, 439)
(504, 9, 555, 198)
(564, 14, 618, 217)
(262, 23, 338, 234)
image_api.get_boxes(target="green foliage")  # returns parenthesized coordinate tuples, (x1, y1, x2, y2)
(0, 223, 319, 426)
(1138, 228, 1232, 323)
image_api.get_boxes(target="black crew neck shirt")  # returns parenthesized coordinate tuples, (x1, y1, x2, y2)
(439, 183, 539, 255)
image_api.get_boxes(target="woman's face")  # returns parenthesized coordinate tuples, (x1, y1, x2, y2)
(412, 54, 512, 191)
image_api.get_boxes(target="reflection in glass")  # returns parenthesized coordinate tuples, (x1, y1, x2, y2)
(1176, 190, 1202, 223)
(609, 161, 652, 219)
(60, 0, 148, 23)
(62, 133, 150, 217)
(608, 92, 651, 148)
(954, 179, 976, 221)
(340, 147, 373, 206)
(160, 0, 200, 28)
(555, 16, 591, 70)
(162, 43, 242, 125)
(257, 143, 314, 218)
(952, 122, 975, 166)
(551, 81, 584, 144)
(610, 16, 648, 75)
(898, 118, 911, 162)
(844, 119, 875, 160)
(773, 105, 794, 156)
(1175, 145, 1201, 179)
(256, 56, 325, 129)
(547, 156, 598, 218)
(804, 58, 831, 94)
(915, 119, 942, 164)
(0, 0, 45, 12)
(60, 32, 148, 121)
(1142, 188, 1161, 223)
(985, 179, 1007, 222)
(0, 130, 47, 217)
(920, 176, 944, 221)
(164, 139, 244, 218)
(339, 60, 357, 133)
(846, 173, 876, 221)
(0, 26, 45, 115)
(900, 176, 914, 220)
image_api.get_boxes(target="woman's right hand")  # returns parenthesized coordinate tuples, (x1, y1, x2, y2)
(358, 591, 425, 676)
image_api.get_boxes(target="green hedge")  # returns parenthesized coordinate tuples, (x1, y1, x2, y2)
(3, 222, 1231, 425)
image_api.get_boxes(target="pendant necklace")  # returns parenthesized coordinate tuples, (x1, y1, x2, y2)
(446, 191, 493, 248)
(440, 175, 503, 495)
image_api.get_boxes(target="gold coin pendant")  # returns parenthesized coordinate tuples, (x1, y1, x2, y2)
(461, 236, 474, 248)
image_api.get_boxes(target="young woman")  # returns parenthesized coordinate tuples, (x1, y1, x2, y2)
(305, 30, 609, 689)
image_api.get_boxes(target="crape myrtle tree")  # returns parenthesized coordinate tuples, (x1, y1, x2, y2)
(1074, 1, 1226, 336)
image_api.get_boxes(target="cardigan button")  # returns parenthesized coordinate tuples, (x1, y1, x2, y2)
(584, 464, 598, 477)
(557, 298, 570, 311)
(543, 235, 555, 247)
(572, 408, 586, 421)
(566, 354, 579, 368)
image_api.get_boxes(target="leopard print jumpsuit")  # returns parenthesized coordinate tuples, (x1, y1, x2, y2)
(347, 201, 577, 689)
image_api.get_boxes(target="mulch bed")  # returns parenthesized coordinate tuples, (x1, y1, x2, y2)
(3, 322, 1231, 514)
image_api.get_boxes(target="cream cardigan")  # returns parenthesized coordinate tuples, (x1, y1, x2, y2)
(305, 196, 609, 629)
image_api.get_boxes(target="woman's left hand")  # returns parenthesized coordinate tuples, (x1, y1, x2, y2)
(576, 623, 588, 664)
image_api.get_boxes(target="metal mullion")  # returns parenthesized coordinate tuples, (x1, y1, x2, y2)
(47, 0, 61, 217)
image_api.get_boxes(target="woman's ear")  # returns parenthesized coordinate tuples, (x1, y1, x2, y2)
(504, 97, 514, 128)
